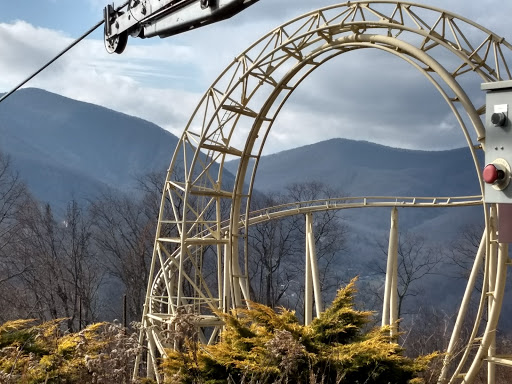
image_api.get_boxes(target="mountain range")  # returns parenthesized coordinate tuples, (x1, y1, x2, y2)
(1, 88, 483, 215)
(0, 88, 487, 317)
(0, 88, 179, 209)
(226, 137, 483, 238)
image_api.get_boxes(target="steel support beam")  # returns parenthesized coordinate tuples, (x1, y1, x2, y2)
(488, 206, 498, 384)
(382, 207, 399, 338)
(463, 207, 508, 383)
(306, 212, 322, 318)
(439, 229, 486, 383)
(223, 241, 231, 312)
(137, 3, 512, 381)
(305, 218, 313, 325)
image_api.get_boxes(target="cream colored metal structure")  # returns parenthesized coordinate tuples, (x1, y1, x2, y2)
(135, 2, 512, 383)
(137, 194, 483, 380)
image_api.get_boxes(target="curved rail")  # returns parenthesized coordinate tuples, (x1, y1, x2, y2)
(147, 194, 482, 349)
(243, 195, 483, 226)
(137, 2, 512, 383)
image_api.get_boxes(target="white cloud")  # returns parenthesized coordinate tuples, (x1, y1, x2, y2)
(0, 20, 202, 138)
(1, 0, 512, 155)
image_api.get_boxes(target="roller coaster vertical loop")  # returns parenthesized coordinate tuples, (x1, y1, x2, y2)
(136, 2, 512, 383)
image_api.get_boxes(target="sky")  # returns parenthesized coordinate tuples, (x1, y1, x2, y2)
(1, 0, 512, 155)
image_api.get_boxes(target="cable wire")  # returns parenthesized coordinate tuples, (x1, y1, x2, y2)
(0, 1, 130, 104)
(0, 21, 103, 104)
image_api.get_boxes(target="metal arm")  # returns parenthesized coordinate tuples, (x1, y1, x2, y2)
(104, 0, 259, 54)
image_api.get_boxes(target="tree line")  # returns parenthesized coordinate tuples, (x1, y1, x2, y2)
(0, 152, 162, 330)
(0, 149, 496, 380)
(0, 151, 351, 332)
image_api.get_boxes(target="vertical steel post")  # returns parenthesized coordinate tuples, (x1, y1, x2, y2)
(217, 201, 223, 311)
(439, 229, 486, 383)
(223, 240, 231, 312)
(231, 234, 243, 308)
(305, 216, 313, 325)
(488, 206, 498, 384)
(230, 235, 250, 305)
(383, 207, 399, 336)
(147, 329, 158, 382)
(306, 212, 322, 318)
(390, 216, 399, 337)
(463, 206, 508, 384)
(217, 240, 223, 310)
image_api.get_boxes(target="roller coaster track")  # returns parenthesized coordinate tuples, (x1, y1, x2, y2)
(135, 2, 512, 383)
(150, 194, 484, 287)
(243, 195, 483, 224)
(147, 194, 484, 375)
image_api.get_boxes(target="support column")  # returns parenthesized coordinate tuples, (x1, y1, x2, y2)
(230, 231, 251, 306)
(463, 205, 508, 384)
(147, 329, 159, 382)
(382, 207, 399, 339)
(217, 243, 223, 310)
(306, 212, 322, 318)
(305, 221, 313, 325)
(231, 234, 243, 308)
(223, 240, 231, 313)
(217, 201, 223, 311)
(438, 229, 486, 383)
(488, 205, 498, 384)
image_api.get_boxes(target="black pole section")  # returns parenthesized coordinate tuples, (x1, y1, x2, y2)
(79, 297, 83, 331)
(0, 1, 130, 104)
(123, 294, 128, 329)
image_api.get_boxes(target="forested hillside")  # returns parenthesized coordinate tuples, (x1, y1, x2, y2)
(0, 88, 179, 209)
(0, 88, 501, 383)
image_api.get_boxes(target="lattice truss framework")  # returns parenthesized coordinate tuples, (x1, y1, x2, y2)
(137, 2, 512, 383)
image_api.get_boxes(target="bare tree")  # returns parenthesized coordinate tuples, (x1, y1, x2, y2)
(62, 200, 102, 328)
(135, 170, 167, 223)
(247, 181, 347, 312)
(285, 182, 348, 302)
(447, 224, 484, 283)
(370, 232, 442, 320)
(248, 192, 300, 307)
(0, 153, 30, 284)
(12, 199, 101, 330)
(90, 190, 155, 324)
(0, 153, 33, 321)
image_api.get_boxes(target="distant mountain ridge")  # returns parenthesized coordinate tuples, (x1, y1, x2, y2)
(0, 88, 179, 208)
(0, 87, 487, 317)
(226, 138, 481, 198)
(226, 137, 483, 237)
(0, 88, 483, 232)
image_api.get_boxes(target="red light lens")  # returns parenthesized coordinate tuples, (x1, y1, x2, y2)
(483, 164, 499, 184)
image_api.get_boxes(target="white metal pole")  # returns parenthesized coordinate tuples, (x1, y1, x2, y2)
(305, 217, 313, 325)
(463, 207, 508, 384)
(231, 234, 243, 308)
(223, 241, 231, 312)
(390, 208, 399, 337)
(438, 229, 486, 383)
(217, 202, 223, 311)
(488, 206, 498, 384)
(147, 329, 158, 382)
(306, 212, 322, 318)
(383, 207, 398, 332)
(217, 242, 223, 310)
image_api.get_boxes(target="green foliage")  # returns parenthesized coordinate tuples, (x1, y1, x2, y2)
(161, 278, 437, 384)
(0, 319, 150, 384)
(309, 279, 372, 346)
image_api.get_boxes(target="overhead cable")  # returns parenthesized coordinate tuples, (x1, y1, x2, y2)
(0, 1, 129, 104)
